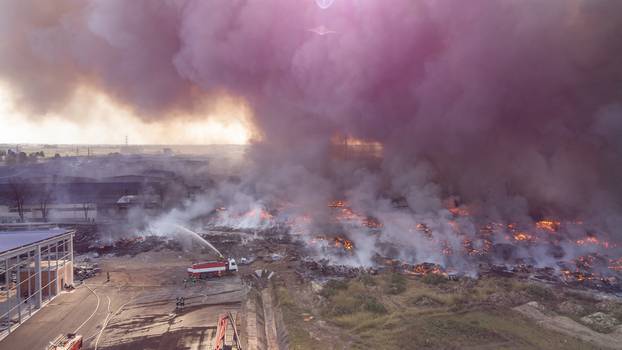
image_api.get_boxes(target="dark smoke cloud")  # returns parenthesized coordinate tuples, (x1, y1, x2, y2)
(0, 0, 198, 117)
(3, 0, 622, 237)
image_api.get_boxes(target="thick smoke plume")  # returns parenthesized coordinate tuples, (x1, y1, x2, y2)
(3, 0, 622, 266)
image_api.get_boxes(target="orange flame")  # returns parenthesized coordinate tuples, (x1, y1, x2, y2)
(536, 220, 560, 232)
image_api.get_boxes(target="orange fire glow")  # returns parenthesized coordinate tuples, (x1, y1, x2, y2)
(448, 207, 471, 217)
(513, 232, 534, 241)
(334, 237, 354, 250)
(536, 219, 560, 232)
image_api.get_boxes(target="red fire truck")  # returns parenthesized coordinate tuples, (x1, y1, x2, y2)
(187, 258, 238, 279)
(178, 226, 239, 279)
(47, 333, 82, 350)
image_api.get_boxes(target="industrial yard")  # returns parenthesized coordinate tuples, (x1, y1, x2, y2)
(1, 248, 246, 350)
(3, 225, 622, 349)
(3, 1, 622, 344)
(1, 148, 622, 349)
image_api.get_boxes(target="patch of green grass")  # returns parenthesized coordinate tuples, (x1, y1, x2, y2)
(358, 274, 377, 286)
(408, 293, 446, 307)
(338, 308, 601, 350)
(276, 287, 322, 350)
(448, 294, 470, 312)
(288, 272, 601, 349)
(364, 297, 387, 314)
(319, 279, 348, 298)
(324, 286, 387, 316)
(522, 284, 555, 302)
(320, 279, 389, 317)
(421, 273, 448, 285)
(384, 273, 407, 295)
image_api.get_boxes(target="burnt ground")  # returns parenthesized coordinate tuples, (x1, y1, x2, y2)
(6, 227, 622, 350)
(203, 229, 622, 349)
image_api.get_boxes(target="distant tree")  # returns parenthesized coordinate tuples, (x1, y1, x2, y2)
(82, 203, 92, 221)
(17, 152, 28, 164)
(53, 153, 61, 159)
(8, 178, 28, 222)
(27, 152, 44, 163)
(6, 150, 16, 165)
(151, 183, 167, 208)
(38, 181, 56, 222)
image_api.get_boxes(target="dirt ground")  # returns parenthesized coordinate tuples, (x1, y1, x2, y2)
(1, 249, 245, 350)
(94, 251, 246, 350)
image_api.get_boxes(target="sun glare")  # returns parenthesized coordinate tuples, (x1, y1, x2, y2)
(0, 84, 251, 145)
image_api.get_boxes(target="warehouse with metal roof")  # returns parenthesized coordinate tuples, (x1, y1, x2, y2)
(0, 227, 74, 340)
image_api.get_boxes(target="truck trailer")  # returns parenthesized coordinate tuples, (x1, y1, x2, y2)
(187, 258, 238, 279)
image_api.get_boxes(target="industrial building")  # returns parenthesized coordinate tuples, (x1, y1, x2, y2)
(0, 227, 74, 339)
(0, 175, 167, 223)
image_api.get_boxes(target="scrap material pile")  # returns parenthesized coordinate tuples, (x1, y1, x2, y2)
(224, 200, 622, 295)
(73, 260, 100, 281)
(87, 235, 183, 256)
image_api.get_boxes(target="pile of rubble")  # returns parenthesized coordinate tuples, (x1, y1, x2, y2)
(88, 235, 183, 256)
(74, 260, 100, 281)
(478, 262, 622, 294)
(296, 258, 379, 280)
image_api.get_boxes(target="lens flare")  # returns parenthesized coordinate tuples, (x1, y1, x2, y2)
(314, 0, 335, 10)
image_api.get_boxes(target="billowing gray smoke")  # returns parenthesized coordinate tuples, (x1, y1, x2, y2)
(3, 0, 622, 267)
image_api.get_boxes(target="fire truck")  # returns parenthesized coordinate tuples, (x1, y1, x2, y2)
(47, 333, 82, 350)
(187, 257, 238, 279)
(178, 226, 239, 279)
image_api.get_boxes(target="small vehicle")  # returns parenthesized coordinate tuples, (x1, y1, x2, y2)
(47, 333, 82, 350)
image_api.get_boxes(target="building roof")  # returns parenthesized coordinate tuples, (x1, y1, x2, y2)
(0, 228, 71, 254)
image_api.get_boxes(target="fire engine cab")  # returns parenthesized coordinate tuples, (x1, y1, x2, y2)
(187, 258, 238, 279)
(47, 333, 82, 350)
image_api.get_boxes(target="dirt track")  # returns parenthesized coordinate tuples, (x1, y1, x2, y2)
(514, 302, 622, 350)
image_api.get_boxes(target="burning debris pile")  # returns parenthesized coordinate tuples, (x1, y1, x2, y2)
(296, 258, 378, 280)
(88, 235, 183, 257)
(192, 198, 622, 294)
(5, 0, 622, 298)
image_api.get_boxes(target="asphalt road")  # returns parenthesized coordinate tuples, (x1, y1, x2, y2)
(0, 283, 114, 350)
